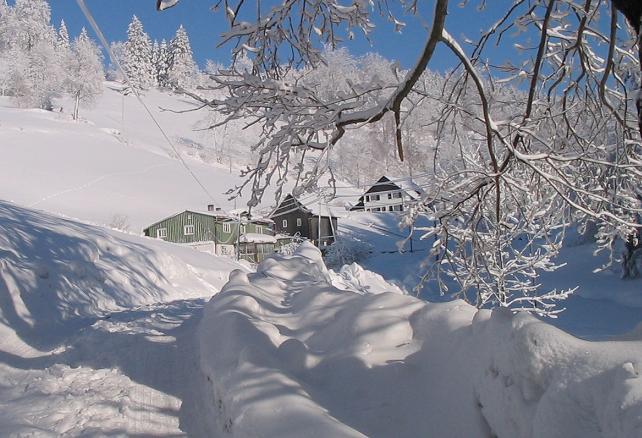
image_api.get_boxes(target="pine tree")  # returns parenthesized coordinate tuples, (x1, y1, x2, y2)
(57, 19, 70, 51)
(168, 25, 196, 89)
(156, 39, 170, 87)
(151, 39, 160, 86)
(123, 15, 153, 90)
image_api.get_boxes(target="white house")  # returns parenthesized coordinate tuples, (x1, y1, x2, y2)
(350, 176, 423, 212)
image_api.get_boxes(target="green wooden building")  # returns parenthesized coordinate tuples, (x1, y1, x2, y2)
(143, 209, 276, 261)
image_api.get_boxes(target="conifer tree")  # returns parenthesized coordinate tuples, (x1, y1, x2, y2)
(168, 25, 196, 89)
(151, 40, 160, 86)
(57, 19, 70, 51)
(156, 39, 171, 88)
(123, 15, 153, 90)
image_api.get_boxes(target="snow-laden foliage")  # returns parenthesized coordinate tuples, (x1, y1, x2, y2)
(123, 16, 154, 90)
(168, 25, 197, 89)
(324, 237, 373, 270)
(66, 28, 104, 120)
(169, 0, 642, 316)
(121, 17, 198, 91)
(0, 0, 104, 112)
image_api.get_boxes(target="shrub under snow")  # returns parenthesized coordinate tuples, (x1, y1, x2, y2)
(324, 237, 373, 270)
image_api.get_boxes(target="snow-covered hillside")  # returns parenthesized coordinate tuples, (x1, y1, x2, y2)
(0, 86, 263, 232)
(199, 243, 642, 437)
(0, 200, 244, 435)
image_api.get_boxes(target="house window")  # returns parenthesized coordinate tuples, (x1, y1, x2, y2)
(240, 224, 246, 234)
(187, 214, 192, 221)
(388, 193, 392, 200)
(388, 206, 393, 211)
(374, 194, 380, 201)
(157, 228, 167, 239)
(256, 225, 263, 234)
(223, 223, 231, 233)
(184, 224, 195, 235)
(282, 219, 288, 228)
(394, 192, 403, 199)
(296, 217, 302, 227)
(365, 195, 370, 202)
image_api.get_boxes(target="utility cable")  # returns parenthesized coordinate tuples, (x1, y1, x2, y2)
(75, 0, 218, 205)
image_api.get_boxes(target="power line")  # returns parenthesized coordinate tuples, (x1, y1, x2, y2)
(75, 0, 218, 205)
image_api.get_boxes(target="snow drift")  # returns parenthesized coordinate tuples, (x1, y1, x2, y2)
(199, 243, 642, 437)
(0, 200, 249, 435)
(0, 199, 241, 351)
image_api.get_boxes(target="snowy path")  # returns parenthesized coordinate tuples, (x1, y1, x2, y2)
(0, 298, 213, 437)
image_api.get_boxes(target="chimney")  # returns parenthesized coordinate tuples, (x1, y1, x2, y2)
(207, 204, 214, 212)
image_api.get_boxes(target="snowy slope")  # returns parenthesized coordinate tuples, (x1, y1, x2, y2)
(0, 200, 245, 435)
(0, 87, 266, 233)
(199, 243, 642, 437)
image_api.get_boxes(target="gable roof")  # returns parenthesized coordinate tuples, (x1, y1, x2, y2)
(270, 194, 311, 218)
(270, 194, 338, 219)
(362, 175, 424, 199)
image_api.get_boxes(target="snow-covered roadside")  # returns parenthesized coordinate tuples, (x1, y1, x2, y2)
(0, 200, 246, 436)
(199, 243, 642, 437)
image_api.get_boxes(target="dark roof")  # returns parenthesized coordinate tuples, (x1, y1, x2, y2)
(362, 175, 424, 199)
(270, 194, 311, 217)
(270, 194, 338, 219)
(350, 197, 365, 211)
(363, 176, 402, 194)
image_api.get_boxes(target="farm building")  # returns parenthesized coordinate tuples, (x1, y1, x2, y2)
(350, 175, 423, 212)
(270, 194, 338, 248)
(143, 206, 275, 261)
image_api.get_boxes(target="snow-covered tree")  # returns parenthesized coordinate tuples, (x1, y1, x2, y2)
(123, 15, 153, 90)
(66, 28, 104, 120)
(168, 25, 196, 89)
(155, 39, 171, 88)
(1, 0, 62, 109)
(106, 41, 125, 81)
(159, 0, 642, 316)
(10, 0, 54, 51)
(57, 19, 70, 52)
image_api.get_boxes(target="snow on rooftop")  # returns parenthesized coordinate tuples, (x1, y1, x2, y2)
(239, 233, 277, 243)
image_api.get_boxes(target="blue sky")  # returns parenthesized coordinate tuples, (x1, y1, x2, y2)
(44, 1, 516, 71)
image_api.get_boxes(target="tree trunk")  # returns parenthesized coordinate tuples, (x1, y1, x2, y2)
(73, 93, 80, 121)
(622, 231, 641, 278)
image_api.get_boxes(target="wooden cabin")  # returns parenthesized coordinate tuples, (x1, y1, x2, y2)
(143, 207, 275, 261)
(270, 194, 338, 248)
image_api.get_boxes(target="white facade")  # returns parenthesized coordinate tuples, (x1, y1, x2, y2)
(363, 189, 413, 212)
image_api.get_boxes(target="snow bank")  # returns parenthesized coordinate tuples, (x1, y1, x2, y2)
(0, 200, 242, 350)
(199, 243, 642, 437)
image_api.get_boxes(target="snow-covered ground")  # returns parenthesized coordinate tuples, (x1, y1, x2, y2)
(0, 200, 243, 435)
(199, 243, 642, 437)
(3, 84, 642, 436)
(0, 87, 267, 232)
